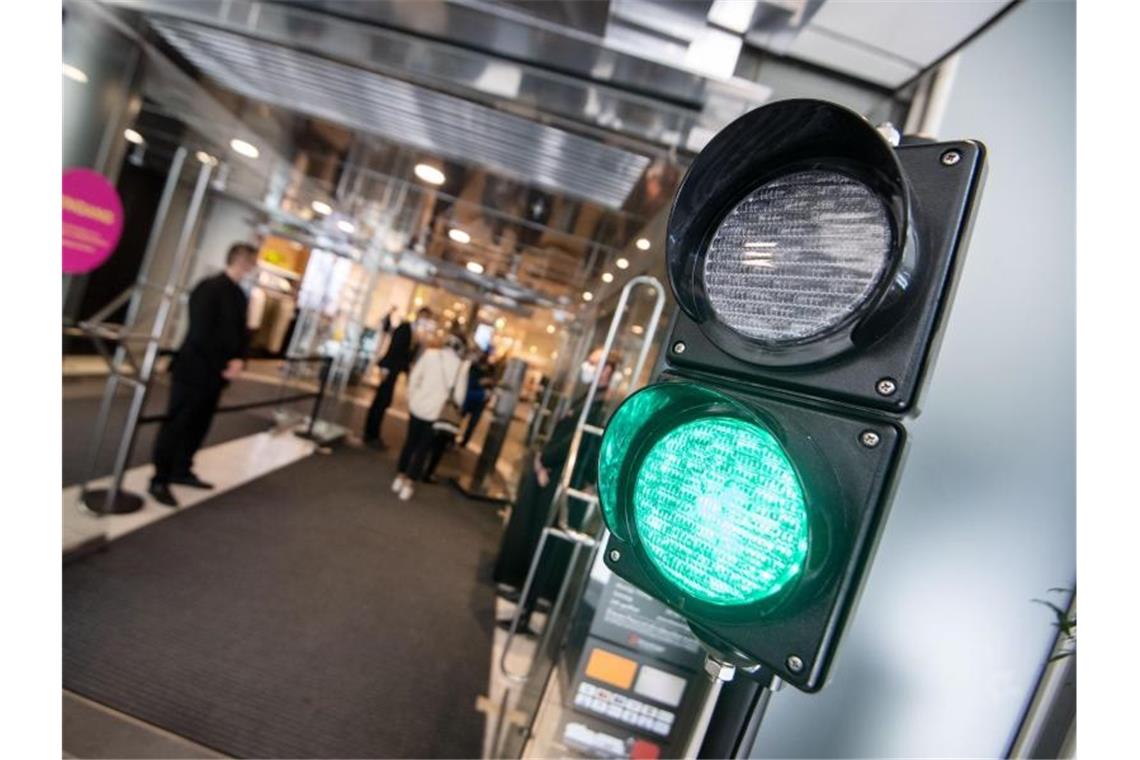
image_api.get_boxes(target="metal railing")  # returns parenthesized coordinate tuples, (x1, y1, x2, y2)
(498, 275, 667, 683)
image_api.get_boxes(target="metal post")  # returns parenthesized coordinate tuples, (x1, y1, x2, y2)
(496, 276, 667, 678)
(695, 675, 777, 759)
(82, 153, 212, 514)
(77, 147, 188, 512)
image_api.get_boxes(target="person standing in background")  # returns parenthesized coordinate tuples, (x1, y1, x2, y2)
(391, 330, 469, 501)
(363, 306, 433, 449)
(460, 349, 495, 448)
(149, 242, 257, 507)
(493, 347, 618, 633)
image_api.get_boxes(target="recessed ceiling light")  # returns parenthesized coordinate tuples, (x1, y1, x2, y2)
(123, 128, 144, 145)
(466, 261, 485, 274)
(495, 317, 507, 329)
(230, 138, 260, 158)
(449, 228, 471, 244)
(337, 220, 355, 233)
(601, 272, 614, 283)
(414, 163, 446, 185)
(311, 200, 333, 215)
(636, 237, 651, 251)
(194, 150, 218, 166)
(583, 292, 594, 302)
(616, 257, 630, 270)
(63, 64, 88, 83)
(631, 325, 645, 335)
(546, 324, 556, 334)
(453, 301, 464, 310)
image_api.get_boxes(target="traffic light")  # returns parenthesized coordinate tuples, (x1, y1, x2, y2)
(598, 99, 986, 692)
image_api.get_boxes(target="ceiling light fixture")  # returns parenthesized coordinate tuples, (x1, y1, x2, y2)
(546, 324, 556, 334)
(616, 258, 630, 270)
(230, 138, 260, 159)
(602, 272, 614, 283)
(123, 129, 144, 145)
(466, 261, 485, 274)
(583, 292, 594, 302)
(636, 238, 652, 251)
(194, 150, 218, 166)
(449, 228, 471, 244)
(337, 220, 356, 233)
(311, 200, 332, 215)
(414, 163, 446, 185)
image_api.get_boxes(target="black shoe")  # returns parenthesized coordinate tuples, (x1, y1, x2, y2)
(496, 617, 539, 637)
(364, 438, 388, 451)
(422, 475, 439, 485)
(169, 473, 214, 489)
(148, 482, 179, 508)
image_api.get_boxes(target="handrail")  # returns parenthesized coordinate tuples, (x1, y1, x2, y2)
(498, 275, 667, 684)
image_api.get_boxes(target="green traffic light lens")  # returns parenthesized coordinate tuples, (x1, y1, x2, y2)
(632, 416, 809, 606)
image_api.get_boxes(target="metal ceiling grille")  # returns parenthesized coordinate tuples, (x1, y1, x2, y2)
(151, 18, 651, 209)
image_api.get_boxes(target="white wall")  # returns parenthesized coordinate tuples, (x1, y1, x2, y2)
(749, 1, 1075, 756)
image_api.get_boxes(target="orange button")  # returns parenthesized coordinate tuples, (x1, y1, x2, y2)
(585, 647, 638, 690)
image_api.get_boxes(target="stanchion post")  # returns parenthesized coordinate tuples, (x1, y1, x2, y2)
(83, 153, 212, 515)
(305, 356, 333, 438)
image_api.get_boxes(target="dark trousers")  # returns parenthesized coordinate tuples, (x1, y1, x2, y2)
(364, 369, 400, 442)
(460, 401, 486, 447)
(152, 380, 223, 484)
(493, 464, 562, 618)
(397, 415, 436, 480)
(424, 429, 456, 479)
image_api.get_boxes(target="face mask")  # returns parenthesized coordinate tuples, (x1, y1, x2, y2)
(580, 361, 597, 384)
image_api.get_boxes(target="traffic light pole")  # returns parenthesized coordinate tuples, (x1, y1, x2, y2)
(696, 673, 779, 758)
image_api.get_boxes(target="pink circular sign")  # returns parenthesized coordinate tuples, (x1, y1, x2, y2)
(63, 168, 124, 274)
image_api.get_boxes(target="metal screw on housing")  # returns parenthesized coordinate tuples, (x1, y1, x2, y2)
(876, 378, 897, 396)
(876, 122, 901, 147)
(941, 149, 961, 166)
(673, 341, 686, 354)
(704, 655, 736, 682)
(609, 549, 621, 562)
(786, 655, 804, 674)
(860, 431, 881, 448)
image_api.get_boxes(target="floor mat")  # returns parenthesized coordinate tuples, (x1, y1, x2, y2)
(63, 446, 501, 758)
(62, 375, 304, 487)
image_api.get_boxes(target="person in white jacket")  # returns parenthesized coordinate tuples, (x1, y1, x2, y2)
(391, 331, 469, 501)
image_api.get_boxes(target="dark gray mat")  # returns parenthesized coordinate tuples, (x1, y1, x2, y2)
(62, 375, 312, 486)
(63, 446, 501, 758)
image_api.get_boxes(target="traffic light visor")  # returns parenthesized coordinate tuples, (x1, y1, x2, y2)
(599, 383, 809, 607)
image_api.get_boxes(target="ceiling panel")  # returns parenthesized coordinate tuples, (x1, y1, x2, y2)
(151, 18, 652, 210)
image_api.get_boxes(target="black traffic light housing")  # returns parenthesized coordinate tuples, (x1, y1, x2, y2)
(599, 99, 986, 692)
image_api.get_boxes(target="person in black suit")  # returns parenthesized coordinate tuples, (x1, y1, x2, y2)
(363, 306, 432, 449)
(149, 242, 257, 507)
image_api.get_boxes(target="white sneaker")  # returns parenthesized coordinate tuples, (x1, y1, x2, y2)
(398, 483, 415, 501)
(391, 475, 406, 493)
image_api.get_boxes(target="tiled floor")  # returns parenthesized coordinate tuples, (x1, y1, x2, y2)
(62, 429, 316, 554)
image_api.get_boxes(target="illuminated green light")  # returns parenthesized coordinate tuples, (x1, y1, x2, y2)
(633, 416, 809, 606)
